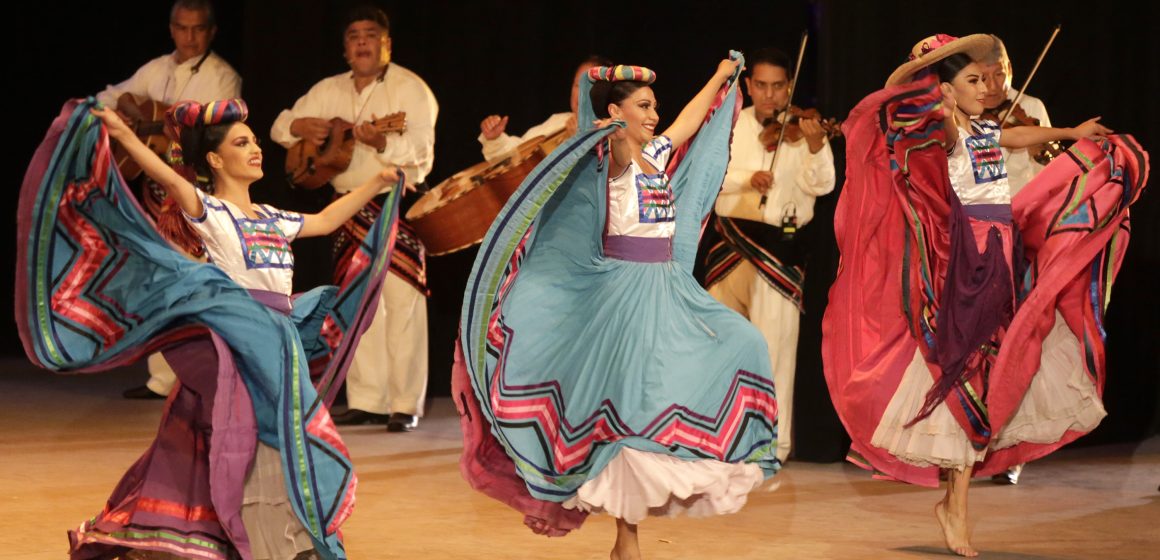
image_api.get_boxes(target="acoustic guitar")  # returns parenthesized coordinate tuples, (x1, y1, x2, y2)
(285, 112, 407, 190)
(111, 93, 171, 181)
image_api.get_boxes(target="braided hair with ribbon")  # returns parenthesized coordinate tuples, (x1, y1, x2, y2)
(165, 98, 250, 189)
(154, 98, 249, 256)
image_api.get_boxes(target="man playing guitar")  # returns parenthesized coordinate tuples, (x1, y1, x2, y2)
(271, 4, 438, 433)
(99, 0, 241, 401)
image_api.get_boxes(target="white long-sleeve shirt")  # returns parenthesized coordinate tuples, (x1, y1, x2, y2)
(717, 106, 835, 227)
(271, 63, 438, 191)
(96, 51, 240, 107)
(998, 90, 1051, 195)
(477, 112, 571, 163)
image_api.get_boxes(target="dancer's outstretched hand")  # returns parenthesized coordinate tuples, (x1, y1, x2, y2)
(715, 57, 743, 81)
(90, 106, 133, 142)
(1071, 117, 1113, 140)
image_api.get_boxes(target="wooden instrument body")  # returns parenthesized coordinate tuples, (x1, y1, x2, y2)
(285, 112, 406, 190)
(406, 128, 569, 255)
(111, 93, 171, 180)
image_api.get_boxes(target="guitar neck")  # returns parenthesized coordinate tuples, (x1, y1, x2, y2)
(375, 112, 407, 134)
(135, 121, 167, 137)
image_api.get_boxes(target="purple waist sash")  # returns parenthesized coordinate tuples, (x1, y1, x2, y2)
(963, 203, 1012, 223)
(247, 289, 292, 315)
(913, 198, 1016, 425)
(603, 235, 673, 263)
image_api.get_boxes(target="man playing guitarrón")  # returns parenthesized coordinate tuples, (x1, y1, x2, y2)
(477, 56, 611, 163)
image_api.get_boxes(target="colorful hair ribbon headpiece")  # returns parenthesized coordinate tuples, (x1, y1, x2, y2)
(587, 65, 657, 84)
(165, 98, 250, 142)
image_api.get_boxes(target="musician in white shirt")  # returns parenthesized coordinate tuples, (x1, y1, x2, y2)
(477, 56, 610, 162)
(271, 5, 438, 433)
(97, 0, 240, 109)
(980, 35, 1054, 198)
(705, 48, 836, 462)
(979, 35, 1053, 485)
(109, 0, 241, 401)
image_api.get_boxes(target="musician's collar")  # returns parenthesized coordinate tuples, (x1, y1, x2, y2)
(350, 63, 389, 86)
(190, 50, 212, 75)
(752, 106, 773, 126)
(173, 49, 212, 71)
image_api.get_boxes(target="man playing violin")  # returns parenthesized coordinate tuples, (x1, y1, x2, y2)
(103, 0, 241, 401)
(703, 47, 836, 462)
(271, 4, 438, 433)
(981, 35, 1054, 197)
(980, 35, 1053, 485)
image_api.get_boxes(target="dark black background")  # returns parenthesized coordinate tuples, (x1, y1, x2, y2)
(7, 0, 1157, 460)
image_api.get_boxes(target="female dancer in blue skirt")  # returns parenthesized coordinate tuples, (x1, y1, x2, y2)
(455, 53, 780, 559)
(18, 97, 405, 559)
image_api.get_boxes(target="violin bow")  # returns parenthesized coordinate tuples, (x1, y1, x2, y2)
(1000, 24, 1061, 124)
(761, 30, 809, 209)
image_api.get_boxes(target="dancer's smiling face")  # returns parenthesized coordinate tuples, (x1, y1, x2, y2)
(938, 55, 987, 118)
(608, 86, 660, 145)
(205, 122, 264, 184)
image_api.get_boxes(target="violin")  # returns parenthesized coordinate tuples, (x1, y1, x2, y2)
(982, 99, 1064, 166)
(759, 105, 843, 151)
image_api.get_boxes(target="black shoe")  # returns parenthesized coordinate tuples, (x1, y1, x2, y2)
(332, 409, 390, 425)
(386, 413, 418, 432)
(122, 385, 165, 399)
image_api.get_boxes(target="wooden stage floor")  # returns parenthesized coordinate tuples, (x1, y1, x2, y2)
(2, 361, 1157, 559)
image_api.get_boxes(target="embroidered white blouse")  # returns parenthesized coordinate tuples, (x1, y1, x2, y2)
(947, 119, 1011, 205)
(183, 190, 304, 296)
(606, 136, 676, 239)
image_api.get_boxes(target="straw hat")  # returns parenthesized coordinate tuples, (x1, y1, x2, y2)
(885, 33, 996, 87)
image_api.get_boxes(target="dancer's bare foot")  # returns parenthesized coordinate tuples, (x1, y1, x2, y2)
(611, 518, 642, 560)
(935, 499, 978, 557)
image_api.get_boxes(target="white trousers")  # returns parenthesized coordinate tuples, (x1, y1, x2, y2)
(707, 260, 799, 462)
(345, 272, 429, 416)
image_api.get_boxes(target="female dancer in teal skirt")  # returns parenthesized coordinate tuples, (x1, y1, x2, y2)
(455, 53, 781, 559)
